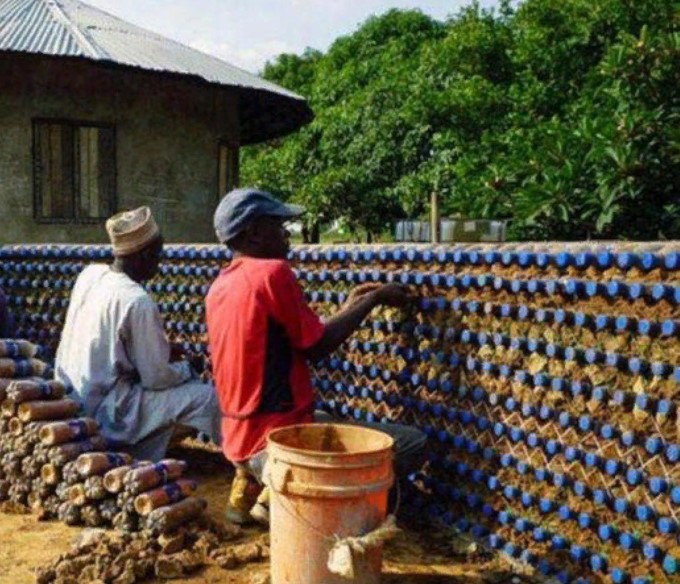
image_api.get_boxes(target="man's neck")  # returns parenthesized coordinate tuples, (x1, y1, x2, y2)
(111, 260, 143, 283)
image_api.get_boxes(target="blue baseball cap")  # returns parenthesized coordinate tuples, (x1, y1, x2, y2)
(213, 188, 305, 243)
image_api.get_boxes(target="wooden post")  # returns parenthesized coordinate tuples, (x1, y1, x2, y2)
(430, 191, 440, 244)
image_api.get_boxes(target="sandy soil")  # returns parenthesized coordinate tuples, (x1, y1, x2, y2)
(0, 443, 519, 584)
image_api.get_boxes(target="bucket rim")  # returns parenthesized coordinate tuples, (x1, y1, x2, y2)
(267, 423, 395, 457)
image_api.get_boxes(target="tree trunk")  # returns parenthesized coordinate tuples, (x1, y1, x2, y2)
(310, 221, 320, 244)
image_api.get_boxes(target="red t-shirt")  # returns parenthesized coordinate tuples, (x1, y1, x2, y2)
(206, 257, 325, 462)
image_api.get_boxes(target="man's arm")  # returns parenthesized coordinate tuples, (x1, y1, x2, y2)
(304, 284, 412, 363)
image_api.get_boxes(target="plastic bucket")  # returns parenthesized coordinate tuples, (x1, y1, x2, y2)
(266, 423, 395, 584)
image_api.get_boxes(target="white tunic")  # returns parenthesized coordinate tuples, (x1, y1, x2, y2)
(55, 264, 220, 460)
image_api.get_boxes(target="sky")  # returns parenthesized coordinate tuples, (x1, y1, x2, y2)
(85, 0, 501, 73)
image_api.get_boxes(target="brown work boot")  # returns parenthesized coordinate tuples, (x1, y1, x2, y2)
(225, 467, 262, 525)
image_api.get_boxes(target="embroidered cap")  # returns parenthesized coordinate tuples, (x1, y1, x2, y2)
(105, 206, 160, 256)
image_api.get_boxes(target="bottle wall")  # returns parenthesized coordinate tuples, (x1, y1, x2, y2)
(1, 242, 679, 583)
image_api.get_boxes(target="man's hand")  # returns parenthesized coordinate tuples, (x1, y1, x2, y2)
(345, 283, 382, 306)
(374, 283, 414, 308)
(169, 343, 187, 363)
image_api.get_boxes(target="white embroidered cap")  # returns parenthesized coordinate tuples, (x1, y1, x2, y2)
(105, 206, 160, 256)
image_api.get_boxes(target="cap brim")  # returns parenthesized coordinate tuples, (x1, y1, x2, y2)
(270, 203, 305, 219)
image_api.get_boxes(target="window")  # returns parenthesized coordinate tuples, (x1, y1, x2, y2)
(33, 119, 116, 223)
(218, 142, 239, 198)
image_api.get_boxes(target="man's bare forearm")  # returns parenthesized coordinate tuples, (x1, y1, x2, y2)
(304, 291, 379, 362)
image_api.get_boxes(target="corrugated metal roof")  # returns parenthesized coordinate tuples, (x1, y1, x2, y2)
(0, 0, 313, 143)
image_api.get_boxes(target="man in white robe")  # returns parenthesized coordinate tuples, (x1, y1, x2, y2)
(55, 206, 220, 461)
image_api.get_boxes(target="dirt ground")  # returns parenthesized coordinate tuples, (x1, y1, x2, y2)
(0, 443, 521, 584)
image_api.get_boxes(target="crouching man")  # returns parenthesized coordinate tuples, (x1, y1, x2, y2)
(206, 188, 426, 525)
(55, 206, 221, 461)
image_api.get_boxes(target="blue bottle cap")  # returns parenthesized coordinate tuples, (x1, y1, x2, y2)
(539, 498, 554, 514)
(578, 415, 592, 432)
(558, 505, 573, 521)
(617, 252, 635, 269)
(661, 320, 678, 336)
(488, 534, 504, 549)
(534, 373, 548, 387)
(652, 283, 669, 301)
(597, 251, 613, 268)
(503, 542, 518, 557)
(487, 476, 500, 491)
(545, 439, 561, 456)
(593, 489, 610, 505)
(493, 422, 505, 437)
(533, 527, 548, 542)
(551, 535, 567, 550)
(551, 377, 566, 392)
(578, 513, 593, 529)
(590, 554, 608, 572)
(658, 517, 677, 534)
(604, 459, 621, 476)
(500, 453, 515, 467)
(535, 468, 550, 482)
(539, 405, 553, 420)
(619, 532, 638, 550)
(663, 554, 679, 574)
(558, 412, 572, 427)
(554, 473, 571, 488)
(614, 498, 629, 514)
(527, 432, 541, 448)
(521, 403, 535, 417)
(636, 504, 655, 521)
(628, 282, 645, 299)
(574, 481, 588, 497)
(611, 568, 630, 584)
(626, 468, 644, 486)
(515, 518, 533, 532)
(498, 510, 513, 525)
(569, 545, 587, 562)
(595, 315, 610, 330)
(645, 435, 663, 454)
(598, 524, 615, 540)
(591, 386, 607, 402)
(642, 252, 659, 270)
(643, 543, 662, 561)
(516, 461, 530, 476)
(666, 443, 680, 462)
(649, 476, 668, 495)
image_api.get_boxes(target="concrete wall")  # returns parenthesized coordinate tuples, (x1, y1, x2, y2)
(0, 53, 240, 243)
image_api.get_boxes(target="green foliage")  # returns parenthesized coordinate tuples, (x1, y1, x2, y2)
(241, 0, 680, 242)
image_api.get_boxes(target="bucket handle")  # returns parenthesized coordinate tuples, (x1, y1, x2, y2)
(269, 458, 394, 499)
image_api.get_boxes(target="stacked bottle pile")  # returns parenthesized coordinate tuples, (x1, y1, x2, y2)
(1, 242, 679, 583)
(0, 335, 206, 533)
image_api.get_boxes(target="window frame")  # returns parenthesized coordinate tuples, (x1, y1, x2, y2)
(217, 140, 239, 199)
(32, 117, 117, 225)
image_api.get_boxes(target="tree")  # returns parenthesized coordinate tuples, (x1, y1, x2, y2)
(241, 0, 680, 241)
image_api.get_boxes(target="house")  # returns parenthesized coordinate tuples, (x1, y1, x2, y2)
(0, 0, 312, 243)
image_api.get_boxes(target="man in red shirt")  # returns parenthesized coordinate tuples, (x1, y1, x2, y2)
(207, 188, 426, 524)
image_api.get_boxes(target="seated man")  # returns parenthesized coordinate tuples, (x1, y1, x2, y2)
(206, 188, 426, 524)
(55, 206, 221, 461)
